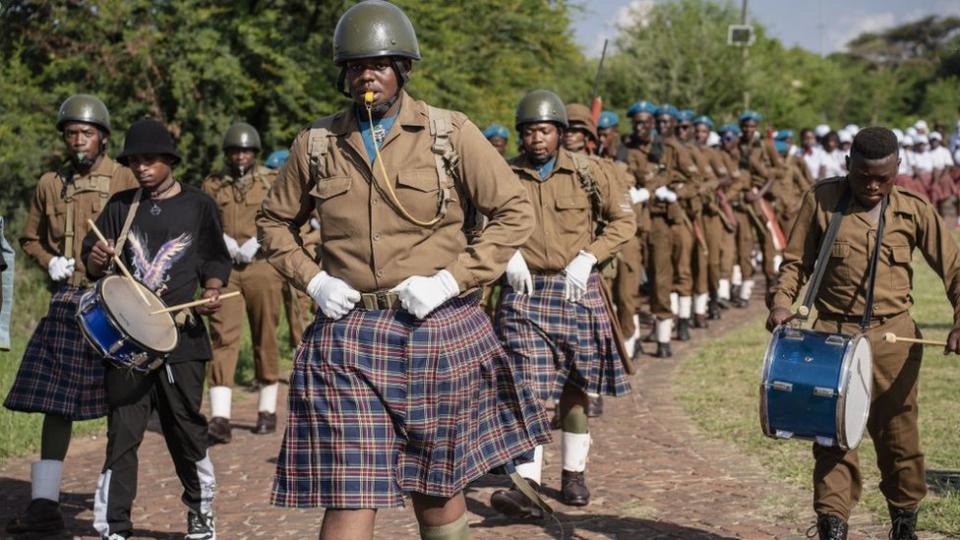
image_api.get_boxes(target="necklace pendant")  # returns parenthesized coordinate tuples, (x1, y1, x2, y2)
(150, 202, 162, 216)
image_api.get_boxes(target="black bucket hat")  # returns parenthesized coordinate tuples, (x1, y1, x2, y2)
(116, 119, 182, 166)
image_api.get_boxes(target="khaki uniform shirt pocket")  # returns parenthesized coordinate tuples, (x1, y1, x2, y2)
(309, 176, 352, 236)
(394, 169, 442, 221)
(554, 195, 590, 238)
(45, 202, 67, 243)
(828, 240, 851, 283)
(888, 243, 913, 294)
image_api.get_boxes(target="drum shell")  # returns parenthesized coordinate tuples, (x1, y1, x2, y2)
(759, 326, 871, 450)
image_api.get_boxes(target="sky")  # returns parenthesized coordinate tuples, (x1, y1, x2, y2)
(573, 0, 960, 57)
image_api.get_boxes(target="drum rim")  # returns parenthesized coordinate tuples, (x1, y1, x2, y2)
(835, 333, 872, 450)
(758, 325, 783, 438)
(98, 275, 178, 354)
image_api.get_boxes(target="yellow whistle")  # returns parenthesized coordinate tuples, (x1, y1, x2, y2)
(364, 91, 374, 104)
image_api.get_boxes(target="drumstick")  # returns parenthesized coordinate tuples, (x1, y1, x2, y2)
(149, 291, 241, 315)
(86, 219, 151, 306)
(780, 305, 810, 325)
(882, 332, 947, 347)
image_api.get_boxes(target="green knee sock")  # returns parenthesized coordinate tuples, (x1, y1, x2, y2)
(40, 414, 72, 461)
(561, 403, 588, 434)
(419, 514, 469, 540)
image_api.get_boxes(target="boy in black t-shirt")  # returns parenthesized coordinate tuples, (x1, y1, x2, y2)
(84, 119, 231, 540)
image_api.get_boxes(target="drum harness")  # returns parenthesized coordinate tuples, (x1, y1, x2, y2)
(798, 187, 889, 331)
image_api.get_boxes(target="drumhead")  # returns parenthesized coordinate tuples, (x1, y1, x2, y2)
(841, 335, 872, 449)
(100, 275, 178, 353)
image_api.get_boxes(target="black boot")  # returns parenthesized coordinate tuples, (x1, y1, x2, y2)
(641, 327, 657, 343)
(708, 300, 721, 320)
(889, 507, 918, 540)
(676, 318, 691, 341)
(5, 499, 65, 535)
(733, 297, 749, 308)
(693, 314, 709, 329)
(814, 514, 848, 540)
(731, 284, 741, 300)
(560, 470, 590, 506)
(656, 342, 672, 358)
(490, 479, 545, 520)
(587, 395, 603, 417)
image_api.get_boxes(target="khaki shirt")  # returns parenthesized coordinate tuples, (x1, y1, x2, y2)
(772, 178, 960, 322)
(20, 156, 137, 279)
(771, 160, 810, 214)
(256, 91, 534, 293)
(738, 138, 782, 188)
(509, 149, 635, 273)
(203, 164, 278, 244)
(625, 144, 656, 189)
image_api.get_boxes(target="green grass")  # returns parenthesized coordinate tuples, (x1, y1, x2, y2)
(676, 236, 960, 536)
(0, 211, 296, 463)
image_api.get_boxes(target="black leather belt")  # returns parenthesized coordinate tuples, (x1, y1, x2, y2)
(817, 311, 904, 325)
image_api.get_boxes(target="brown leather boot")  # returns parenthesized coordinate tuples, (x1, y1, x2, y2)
(560, 470, 590, 506)
(490, 479, 544, 520)
(253, 412, 277, 435)
(207, 416, 232, 444)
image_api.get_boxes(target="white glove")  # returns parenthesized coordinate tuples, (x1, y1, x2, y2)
(563, 251, 596, 303)
(505, 250, 534, 295)
(235, 237, 260, 264)
(223, 234, 240, 261)
(306, 271, 361, 320)
(654, 186, 678, 203)
(47, 256, 75, 281)
(309, 217, 321, 230)
(392, 270, 460, 320)
(629, 187, 650, 204)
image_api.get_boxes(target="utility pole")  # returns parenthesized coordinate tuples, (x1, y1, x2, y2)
(741, 0, 750, 111)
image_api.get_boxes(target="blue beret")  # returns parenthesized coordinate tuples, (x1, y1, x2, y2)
(775, 129, 794, 141)
(264, 150, 289, 169)
(739, 110, 762, 123)
(598, 111, 619, 129)
(626, 100, 657, 117)
(677, 109, 695, 122)
(717, 123, 742, 135)
(774, 140, 789, 154)
(655, 104, 679, 119)
(482, 124, 510, 140)
(693, 115, 714, 129)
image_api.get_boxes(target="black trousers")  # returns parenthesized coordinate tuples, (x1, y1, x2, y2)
(93, 361, 214, 537)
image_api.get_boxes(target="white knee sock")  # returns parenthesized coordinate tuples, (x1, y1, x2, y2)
(718, 279, 731, 300)
(694, 293, 709, 315)
(773, 254, 783, 273)
(630, 314, 641, 341)
(561, 432, 591, 472)
(257, 382, 279, 414)
(678, 296, 692, 319)
(31, 460, 63, 502)
(209, 386, 232, 419)
(740, 279, 754, 301)
(515, 445, 543, 484)
(656, 318, 672, 344)
(732, 265, 742, 286)
(670, 292, 679, 315)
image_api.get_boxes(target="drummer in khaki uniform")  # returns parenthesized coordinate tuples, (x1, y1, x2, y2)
(492, 91, 633, 516)
(4, 95, 137, 536)
(768, 127, 960, 540)
(257, 2, 550, 538)
(203, 122, 285, 442)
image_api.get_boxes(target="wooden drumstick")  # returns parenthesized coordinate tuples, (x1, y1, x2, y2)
(781, 305, 810, 325)
(149, 291, 241, 315)
(86, 219, 151, 306)
(882, 332, 947, 347)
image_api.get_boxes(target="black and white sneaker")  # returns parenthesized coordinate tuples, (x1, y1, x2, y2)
(185, 511, 216, 540)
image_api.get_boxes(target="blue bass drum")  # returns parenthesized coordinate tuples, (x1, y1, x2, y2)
(759, 326, 872, 450)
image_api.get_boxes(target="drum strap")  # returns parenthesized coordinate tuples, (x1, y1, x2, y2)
(860, 195, 889, 330)
(801, 188, 851, 317)
(113, 188, 143, 263)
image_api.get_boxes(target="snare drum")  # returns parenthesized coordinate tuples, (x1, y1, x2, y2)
(76, 275, 178, 371)
(759, 326, 872, 450)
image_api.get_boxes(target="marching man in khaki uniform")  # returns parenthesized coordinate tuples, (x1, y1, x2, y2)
(768, 127, 960, 540)
(5, 95, 137, 535)
(203, 122, 285, 442)
(257, 2, 551, 538)
(491, 90, 633, 516)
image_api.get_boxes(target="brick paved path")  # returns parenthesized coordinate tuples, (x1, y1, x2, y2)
(0, 298, 917, 539)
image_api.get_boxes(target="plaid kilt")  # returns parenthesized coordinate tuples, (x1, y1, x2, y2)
(495, 272, 631, 402)
(4, 285, 108, 420)
(271, 291, 551, 509)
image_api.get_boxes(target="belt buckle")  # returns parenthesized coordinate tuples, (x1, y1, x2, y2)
(377, 294, 391, 310)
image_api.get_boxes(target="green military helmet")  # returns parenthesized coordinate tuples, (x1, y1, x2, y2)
(333, 0, 421, 65)
(222, 122, 261, 151)
(56, 94, 111, 134)
(515, 90, 568, 130)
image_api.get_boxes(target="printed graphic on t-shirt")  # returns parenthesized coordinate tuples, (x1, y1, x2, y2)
(126, 228, 193, 294)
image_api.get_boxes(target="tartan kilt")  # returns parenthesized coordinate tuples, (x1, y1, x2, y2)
(495, 271, 632, 402)
(4, 285, 108, 420)
(271, 291, 551, 509)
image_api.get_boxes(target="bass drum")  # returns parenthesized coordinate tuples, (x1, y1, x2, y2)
(759, 326, 872, 450)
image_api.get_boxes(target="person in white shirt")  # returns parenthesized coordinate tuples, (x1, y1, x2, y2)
(948, 119, 960, 155)
(821, 131, 845, 178)
(838, 130, 853, 165)
(799, 128, 827, 180)
(894, 134, 930, 201)
(928, 131, 957, 219)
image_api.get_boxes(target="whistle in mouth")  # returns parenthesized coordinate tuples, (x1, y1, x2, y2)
(364, 91, 374, 105)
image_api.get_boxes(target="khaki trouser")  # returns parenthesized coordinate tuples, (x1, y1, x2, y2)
(692, 214, 709, 296)
(734, 210, 755, 280)
(283, 282, 314, 348)
(209, 260, 284, 386)
(647, 214, 692, 319)
(614, 236, 643, 337)
(704, 213, 734, 292)
(811, 311, 926, 519)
